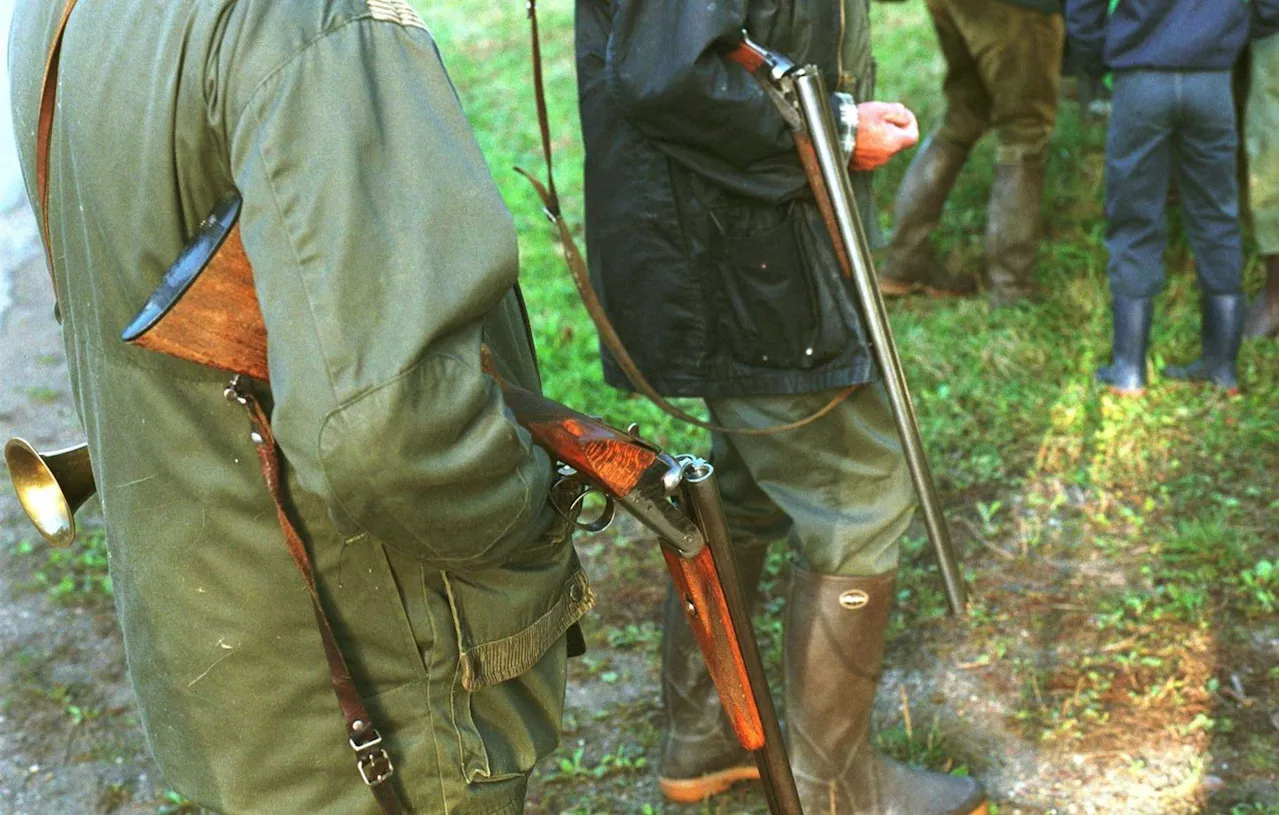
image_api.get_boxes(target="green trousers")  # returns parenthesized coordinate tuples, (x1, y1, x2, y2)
(925, 0, 1064, 163)
(706, 384, 915, 577)
(1246, 34, 1279, 255)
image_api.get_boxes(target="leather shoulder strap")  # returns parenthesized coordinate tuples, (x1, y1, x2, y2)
(35, 0, 81, 301)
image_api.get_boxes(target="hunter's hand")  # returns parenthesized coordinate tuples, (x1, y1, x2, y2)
(850, 102, 919, 172)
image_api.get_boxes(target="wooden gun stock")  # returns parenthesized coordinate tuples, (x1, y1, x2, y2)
(122, 194, 269, 381)
(724, 37, 780, 76)
(490, 379, 657, 499)
(663, 546, 765, 750)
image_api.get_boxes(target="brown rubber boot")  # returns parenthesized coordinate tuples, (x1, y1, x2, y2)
(657, 543, 769, 803)
(785, 567, 988, 815)
(881, 135, 977, 298)
(1244, 254, 1279, 339)
(986, 160, 1045, 308)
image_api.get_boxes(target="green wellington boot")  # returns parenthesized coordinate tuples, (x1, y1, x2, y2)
(786, 567, 988, 815)
(657, 544, 769, 803)
(986, 160, 1046, 308)
(880, 135, 977, 298)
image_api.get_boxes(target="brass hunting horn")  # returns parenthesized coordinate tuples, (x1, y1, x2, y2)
(3, 438, 96, 547)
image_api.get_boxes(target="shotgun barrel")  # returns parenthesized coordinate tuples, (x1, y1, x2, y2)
(727, 38, 968, 616)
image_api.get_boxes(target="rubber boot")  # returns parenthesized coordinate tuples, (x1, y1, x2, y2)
(986, 161, 1045, 308)
(1096, 296, 1154, 395)
(1244, 254, 1279, 339)
(880, 135, 976, 297)
(1163, 293, 1247, 393)
(657, 543, 769, 803)
(785, 567, 988, 815)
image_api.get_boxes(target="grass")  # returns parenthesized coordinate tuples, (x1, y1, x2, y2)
(10, 526, 112, 607)
(414, 2, 1276, 811)
(4, 2, 1272, 813)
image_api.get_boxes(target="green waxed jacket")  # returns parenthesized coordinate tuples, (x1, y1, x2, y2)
(10, 1, 592, 812)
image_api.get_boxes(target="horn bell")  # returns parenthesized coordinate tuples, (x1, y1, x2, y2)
(4, 438, 96, 548)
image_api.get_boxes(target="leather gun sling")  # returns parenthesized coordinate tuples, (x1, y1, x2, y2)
(521, 0, 852, 436)
(35, 0, 79, 298)
(36, 9, 404, 812)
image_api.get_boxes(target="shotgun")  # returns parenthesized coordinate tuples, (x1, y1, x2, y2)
(725, 36, 969, 616)
(117, 192, 803, 813)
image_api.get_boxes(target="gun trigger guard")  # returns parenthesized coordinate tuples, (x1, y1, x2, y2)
(574, 493, 616, 533)
(551, 487, 616, 534)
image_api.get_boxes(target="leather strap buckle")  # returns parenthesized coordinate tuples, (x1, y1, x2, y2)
(351, 728, 394, 786)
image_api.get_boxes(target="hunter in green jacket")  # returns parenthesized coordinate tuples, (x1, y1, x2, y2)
(10, 1, 592, 812)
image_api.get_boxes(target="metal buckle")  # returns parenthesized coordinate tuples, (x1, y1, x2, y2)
(350, 729, 394, 786)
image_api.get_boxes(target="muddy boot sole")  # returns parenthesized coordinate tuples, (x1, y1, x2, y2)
(658, 765, 761, 803)
(1104, 384, 1145, 397)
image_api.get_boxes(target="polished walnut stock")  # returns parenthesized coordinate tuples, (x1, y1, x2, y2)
(492, 382, 657, 498)
(663, 545, 766, 751)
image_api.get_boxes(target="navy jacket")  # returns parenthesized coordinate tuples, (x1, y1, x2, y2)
(1066, 0, 1278, 76)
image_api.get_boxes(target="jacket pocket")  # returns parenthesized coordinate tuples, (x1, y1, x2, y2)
(711, 209, 834, 370)
(442, 544, 595, 783)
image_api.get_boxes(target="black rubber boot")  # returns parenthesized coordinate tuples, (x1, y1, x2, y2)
(1244, 254, 1278, 339)
(785, 567, 988, 815)
(657, 543, 768, 803)
(986, 161, 1045, 308)
(881, 135, 976, 297)
(1164, 293, 1247, 392)
(1096, 296, 1154, 395)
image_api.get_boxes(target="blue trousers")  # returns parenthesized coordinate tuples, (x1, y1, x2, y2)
(1105, 70, 1244, 298)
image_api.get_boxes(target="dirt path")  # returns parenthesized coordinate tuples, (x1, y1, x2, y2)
(522, 505, 1279, 815)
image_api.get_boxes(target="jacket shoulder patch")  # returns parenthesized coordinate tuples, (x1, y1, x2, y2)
(366, 0, 427, 30)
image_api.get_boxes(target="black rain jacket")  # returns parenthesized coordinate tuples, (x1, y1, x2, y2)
(575, 0, 889, 398)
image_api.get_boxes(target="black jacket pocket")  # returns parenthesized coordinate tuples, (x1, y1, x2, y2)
(711, 211, 836, 370)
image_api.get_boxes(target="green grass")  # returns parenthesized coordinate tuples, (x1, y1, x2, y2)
(11, 527, 112, 606)
(415, 2, 1277, 810)
(6, 3, 1272, 812)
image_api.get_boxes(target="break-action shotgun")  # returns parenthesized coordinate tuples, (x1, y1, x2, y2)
(118, 192, 805, 814)
(725, 36, 969, 616)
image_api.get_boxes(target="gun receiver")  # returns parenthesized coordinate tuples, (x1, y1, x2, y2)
(488, 377, 703, 557)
